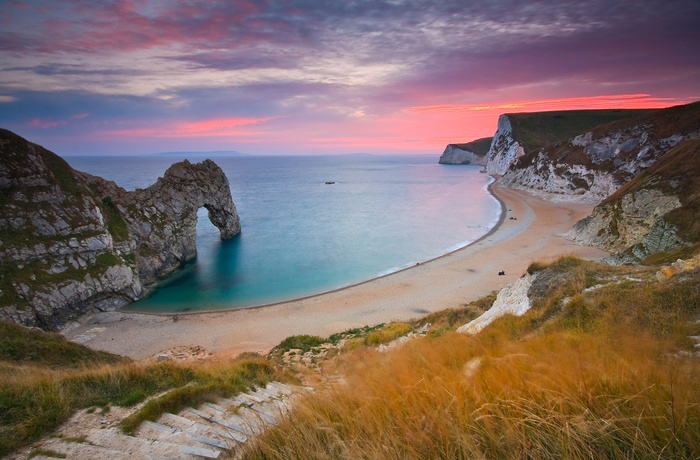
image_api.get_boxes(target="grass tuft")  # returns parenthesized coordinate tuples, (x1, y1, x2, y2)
(276, 335, 325, 352)
(364, 322, 413, 346)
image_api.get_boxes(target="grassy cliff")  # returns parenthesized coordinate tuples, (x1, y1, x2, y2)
(450, 136, 493, 156)
(0, 321, 282, 456)
(506, 109, 652, 153)
(242, 257, 700, 459)
(3, 255, 699, 458)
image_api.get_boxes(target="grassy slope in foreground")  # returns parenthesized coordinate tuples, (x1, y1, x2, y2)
(243, 257, 700, 459)
(0, 320, 284, 457)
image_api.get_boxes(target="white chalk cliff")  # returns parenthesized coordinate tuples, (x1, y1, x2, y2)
(485, 115, 525, 175)
(489, 103, 700, 203)
(439, 144, 487, 166)
(566, 138, 700, 263)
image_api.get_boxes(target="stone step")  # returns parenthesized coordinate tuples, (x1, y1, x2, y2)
(255, 402, 283, 421)
(15, 382, 305, 460)
(202, 401, 229, 414)
(273, 395, 297, 414)
(159, 411, 236, 447)
(138, 420, 232, 452)
(251, 387, 279, 401)
(214, 404, 267, 435)
(237, 404, 277, 426)
(235, 391, 267, 405)
(231, 393, 284, 421)
(256, 385, 282, 399)
(209, 405, 259, 436)
(187, 408, 250, 440)
(87, 427, 221, 459)
(266, 381, 295, 396)
(28, 438, 133, 460)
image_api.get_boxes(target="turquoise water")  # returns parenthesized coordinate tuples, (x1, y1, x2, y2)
(66, 154, 500, 312)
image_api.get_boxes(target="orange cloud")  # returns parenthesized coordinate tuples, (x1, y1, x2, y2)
(406, 94, 692, 114)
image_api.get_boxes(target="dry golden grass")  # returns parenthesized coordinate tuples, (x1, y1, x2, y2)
(241, 261, 700, 459)
(0, 349, 283, 456)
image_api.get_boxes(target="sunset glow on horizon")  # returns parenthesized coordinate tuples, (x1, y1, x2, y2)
(1, 1, 698, 156)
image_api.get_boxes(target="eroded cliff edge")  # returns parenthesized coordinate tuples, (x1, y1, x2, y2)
(492, 103, 700, 202)
(0, 129, 240, 329)
(438, 138, 491, 166)
(566, 138, 700, 264)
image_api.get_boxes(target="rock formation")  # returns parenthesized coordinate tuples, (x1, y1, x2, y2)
(498, 103, 700, 203)
(438, 138, 491, 166)
(566, 138, 700, 263)
(442, 102, 700, 263)
(0, 129, 240, 329)
(457, 273, 536, 334)
(484, 109, 650, 176)
(485, 115, 526, 175)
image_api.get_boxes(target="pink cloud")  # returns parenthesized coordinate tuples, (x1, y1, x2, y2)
(28, 118, 64, 129)
(294, 93, 696, 154)
(101, 116, 276, 139)
(31, 1, 294, 55)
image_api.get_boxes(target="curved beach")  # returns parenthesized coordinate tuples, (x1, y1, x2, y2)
(62, 182, 608, 360)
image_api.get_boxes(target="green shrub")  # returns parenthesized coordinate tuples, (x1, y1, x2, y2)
(276, 335, 325, 352)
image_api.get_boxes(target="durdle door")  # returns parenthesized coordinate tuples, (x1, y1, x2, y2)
(0, 129, 240, 329)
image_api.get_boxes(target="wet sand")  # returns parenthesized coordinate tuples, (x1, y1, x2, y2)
(62, 182, 608, 360)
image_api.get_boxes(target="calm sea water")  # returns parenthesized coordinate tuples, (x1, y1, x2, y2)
(65, 154, 500, 312)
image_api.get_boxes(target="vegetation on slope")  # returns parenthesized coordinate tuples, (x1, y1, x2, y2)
(0, 323, 283, 456)
(0, 321, 127, 368)
(242, 257, 700, 459)
(610, 139, 700, 243)
(449, 137, 493, 156)
(513, 102, 700, 186)
(506, 109, 652, 153)
(584, 138, 700, 264)
(588, 100, 700, 140)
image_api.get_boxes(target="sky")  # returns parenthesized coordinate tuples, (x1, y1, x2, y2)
(1, 0, 699, 156)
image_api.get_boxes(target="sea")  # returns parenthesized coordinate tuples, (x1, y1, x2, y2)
(64, 154, 501, 313)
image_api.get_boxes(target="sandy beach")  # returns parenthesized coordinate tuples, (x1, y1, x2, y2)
(62, 182, 608, 360)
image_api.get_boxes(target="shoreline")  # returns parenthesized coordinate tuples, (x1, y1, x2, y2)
(62, 181, 608, 360)
(122, 178, 507, 317)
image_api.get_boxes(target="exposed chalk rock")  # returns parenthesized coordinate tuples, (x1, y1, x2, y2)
(439, 140, 490, 166)
(457, 273, 536, 335)
(485, 115, 524, 175)
(566, 138, 700, 263)
(495, 102, 700, 203)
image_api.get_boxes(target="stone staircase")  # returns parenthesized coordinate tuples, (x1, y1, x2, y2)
(19, 381, 306, 460)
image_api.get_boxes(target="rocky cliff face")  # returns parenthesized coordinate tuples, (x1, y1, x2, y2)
(0, 129, 240, 329)
(483, 109, 649, 177)
(439, 145, 483, 165)
(438, 138, 491, 166)
(497, 102, 700, 203)
(566, 138, 700, 263)
(485, 115, 525, 175)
